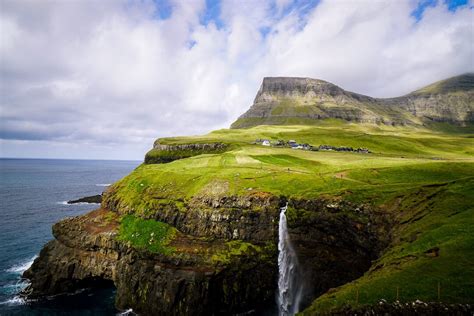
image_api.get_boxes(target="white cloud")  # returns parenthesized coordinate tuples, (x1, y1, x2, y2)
(0, 0, 472, 159)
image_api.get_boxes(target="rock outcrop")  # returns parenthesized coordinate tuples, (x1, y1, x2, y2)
(22, 208, 278, 315)
(67, 194, 102, 204)
(231, 74, 474, 128)
(103, 191, 281, 242)
(145, 142, 228, 164)
(285, 198, 392, 308)
(23, 195, 391, 314)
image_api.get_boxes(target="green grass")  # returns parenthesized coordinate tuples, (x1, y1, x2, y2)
(108, 122, 472, 212)
(117, 215, 177, 254)
(211, 240, 264, 265)
(302, 178, 474, 314)
(104, 121, 474, 312)
(411, 73, 474, 95)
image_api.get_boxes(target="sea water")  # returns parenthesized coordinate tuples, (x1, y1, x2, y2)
(0, 158, 139, 315)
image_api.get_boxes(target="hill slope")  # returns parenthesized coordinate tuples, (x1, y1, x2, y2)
(116, 123, 474, 314)
(231, 74, 474, 128)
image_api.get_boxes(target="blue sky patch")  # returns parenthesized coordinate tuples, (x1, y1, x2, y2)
(200, 0, 225, 29)
(412, 0, 469, 20)
(151, 0, 172, 20)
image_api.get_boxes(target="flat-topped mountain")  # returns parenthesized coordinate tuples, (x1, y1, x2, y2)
(231, 74, 474, 128)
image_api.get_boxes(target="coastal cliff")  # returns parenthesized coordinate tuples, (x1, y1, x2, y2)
(23, 194, 391, 314)
(21, 74, 474, 315)
(23, 207, 278, 315)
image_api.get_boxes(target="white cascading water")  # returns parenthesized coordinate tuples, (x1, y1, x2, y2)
(277, 203, 303, 316)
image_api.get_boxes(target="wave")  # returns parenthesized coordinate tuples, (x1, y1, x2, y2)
(0, 295, 26, 306)
(117, 308, 135, 315)
(57, 201, 100, 205)
(6, 255, 37, 274)
(96, 183, 111, 187)
(1, 279, 30, 296)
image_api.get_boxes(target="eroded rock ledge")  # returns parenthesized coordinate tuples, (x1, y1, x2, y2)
(22, 209, 276, 315)
(144, 142, 229, 164)
(22, 195, 392, 315)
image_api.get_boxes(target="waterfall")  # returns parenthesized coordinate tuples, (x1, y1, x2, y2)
(277, 203, 303, 316)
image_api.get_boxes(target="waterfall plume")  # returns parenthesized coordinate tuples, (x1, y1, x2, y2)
(277, 203, 303, 316)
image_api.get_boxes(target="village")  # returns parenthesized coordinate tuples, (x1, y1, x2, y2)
(253, 139, 371, 153)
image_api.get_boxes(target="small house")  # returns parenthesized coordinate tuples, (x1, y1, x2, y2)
(262, 140, 271, 146)
(288, 140, 298, 147)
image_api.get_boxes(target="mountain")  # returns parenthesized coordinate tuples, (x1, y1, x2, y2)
(231, 74, 474, 128)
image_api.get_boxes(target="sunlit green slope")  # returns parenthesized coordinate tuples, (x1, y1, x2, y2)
(107, 120, 473, 313)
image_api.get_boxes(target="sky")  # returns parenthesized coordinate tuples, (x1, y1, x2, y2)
(0, 0, 473, 160)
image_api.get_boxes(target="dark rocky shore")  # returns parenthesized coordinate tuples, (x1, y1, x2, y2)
(67, 194, 102, 204)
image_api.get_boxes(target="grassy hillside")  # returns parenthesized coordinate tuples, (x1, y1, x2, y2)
(106, 120, 474, 313)
(410, 73, 474, 95)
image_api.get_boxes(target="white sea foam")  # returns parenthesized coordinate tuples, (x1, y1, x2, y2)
(1, 279, 31, 296)
(6, 256, 37, 274)
(0, 296, 26, 306)
(96, 183, 111, 187)
(117, 308, 135, 315)
(57, 201, 100, 205)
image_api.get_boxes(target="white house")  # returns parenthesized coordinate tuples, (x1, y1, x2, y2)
(262, 140, 271, 146)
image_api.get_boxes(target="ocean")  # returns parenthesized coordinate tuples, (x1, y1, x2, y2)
(0, 158, 140, 315)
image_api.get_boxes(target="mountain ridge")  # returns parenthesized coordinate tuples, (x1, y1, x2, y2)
(231, 74, 474, 128)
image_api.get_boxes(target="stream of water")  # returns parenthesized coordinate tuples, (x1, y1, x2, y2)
(277, 203, 303, 316)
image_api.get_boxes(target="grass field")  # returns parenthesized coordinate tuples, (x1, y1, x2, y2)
(106, 119, 474, 313)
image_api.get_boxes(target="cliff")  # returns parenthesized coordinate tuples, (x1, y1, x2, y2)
(21, 75, 474, 315)
(231, 74, 474, 128)
(145, 142, 229, 164)
(22, 196, 391, 314)
(23, 208, 278, 315)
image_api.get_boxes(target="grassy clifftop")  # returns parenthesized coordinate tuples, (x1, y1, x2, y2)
(109, 121, 472, 208)
(104, 120, 474, 313)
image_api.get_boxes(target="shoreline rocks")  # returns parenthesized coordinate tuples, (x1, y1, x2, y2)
(67, 194, 102, 204)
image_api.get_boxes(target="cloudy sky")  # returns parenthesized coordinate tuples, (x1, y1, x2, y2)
(1, 0, 472, 160)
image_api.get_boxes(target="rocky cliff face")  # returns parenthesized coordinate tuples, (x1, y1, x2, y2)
(22, 208, 278, 315)
(22, 194, 391, 314)
(285, 198, 391, 307)
(104, 191, 281, 242)
(145, 142, 228, 164)
(231, 74, 474, 128)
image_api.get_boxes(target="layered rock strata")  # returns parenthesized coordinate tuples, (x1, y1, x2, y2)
(145, 142, 228, 164)
(23, 195, 391, 314)
(231, 74, 474, 128)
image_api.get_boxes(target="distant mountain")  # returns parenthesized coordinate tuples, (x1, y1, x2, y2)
(231, 74, 474, 128)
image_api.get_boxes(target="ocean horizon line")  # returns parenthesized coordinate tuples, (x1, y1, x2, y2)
(0, 157, 142, 162)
